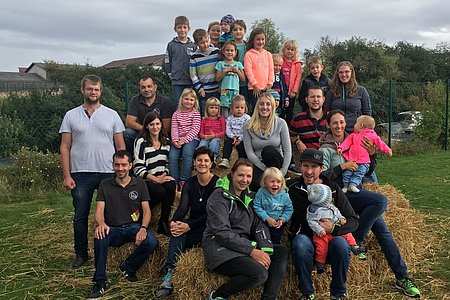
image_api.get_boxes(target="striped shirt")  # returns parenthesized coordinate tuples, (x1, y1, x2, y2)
(289, 111, 328, 149)
(189, 47, 220, 94)
(171, 109, 201, 143)
(133, 137, 170, 178)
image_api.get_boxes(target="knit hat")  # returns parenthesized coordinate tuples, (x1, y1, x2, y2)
(267, 89, 280, 101)
(220, 14, 235, 25)
(307, 183, 332, 207)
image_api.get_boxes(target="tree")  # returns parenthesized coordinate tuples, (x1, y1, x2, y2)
(250, 18, 286, 54)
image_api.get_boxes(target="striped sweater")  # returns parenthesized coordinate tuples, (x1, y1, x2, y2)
(189, 47, 220, 94)
(171, 109, 201, 143)
(133, 137, 170, 179)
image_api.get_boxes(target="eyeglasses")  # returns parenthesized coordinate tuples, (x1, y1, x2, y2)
(338, 70, 352, 75)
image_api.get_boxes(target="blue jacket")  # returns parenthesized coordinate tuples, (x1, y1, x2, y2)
(253, 187, 293, 222)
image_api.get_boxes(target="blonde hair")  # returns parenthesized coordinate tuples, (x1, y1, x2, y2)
(357, 115, 376, 129)
(260, 167, 287, 191)
(178, 88, 199, 111)
(247, 92, 277, 136)
(204, 97, 221, 117)
(282, 40, 299, 59)
(231, 94, 247, 113)
(272, 53, 283, 64)
(307, 56, 323, 68)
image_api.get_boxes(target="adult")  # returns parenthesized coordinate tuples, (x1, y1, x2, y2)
(59, 74, 125, 270)
(124, 76, 175, 154)
(202, 159, 288, 300)
(133, 112, 176, 237)
(287, 149, 359, 300)
(324, 61, 371, 133)
(86, 150, 158, 299)
(243, 92, 292, 191)
(155, 146, 219, 297)
(319, 110, 421, 298)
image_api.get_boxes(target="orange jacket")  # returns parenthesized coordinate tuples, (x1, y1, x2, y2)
(244, 49, 274, 90)
(287, 59, 303, 95)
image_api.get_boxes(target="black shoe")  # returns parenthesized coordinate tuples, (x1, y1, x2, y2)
(315, 261, 325, 274)
(68, 255, 88, 270)
(288, 163, 301, 174)
(157, 222, 171, 237)
(119, 263, 138, 282)
(86, 281, 106, 299)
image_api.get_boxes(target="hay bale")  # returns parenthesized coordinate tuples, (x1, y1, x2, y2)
(170, 184, 430, 299)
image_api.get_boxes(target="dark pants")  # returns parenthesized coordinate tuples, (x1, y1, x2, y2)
(93, 223, 159, 282)
(165, 223, 205, 269)
(250, 146, 283, 191)
(214, 244, 288, 300)
(71, 172, 114, 260)
(280, 96, 295, 126)
(222, 137, 247, 160)
(269, 223, 286, 245)
(145, 180, 176, 225)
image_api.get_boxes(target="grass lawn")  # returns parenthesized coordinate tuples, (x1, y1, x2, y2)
(0, 151, 449, 299)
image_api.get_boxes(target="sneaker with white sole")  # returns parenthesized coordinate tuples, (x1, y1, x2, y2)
(395, 277, 421, 298)
(86, 281, 106, 299)
(218, 158, 230, 169)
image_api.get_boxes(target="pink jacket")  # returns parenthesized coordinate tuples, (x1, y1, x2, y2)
(199, 116, 226, 139)
(338, 128, 391, 164)
(288, 59, 303, 95)
(244, 48, 274, 90)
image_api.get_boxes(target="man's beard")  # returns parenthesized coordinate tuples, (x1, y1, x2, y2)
(85, 97, 100, 105)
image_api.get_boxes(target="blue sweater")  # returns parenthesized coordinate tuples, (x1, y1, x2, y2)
(253, 187, 293, 222)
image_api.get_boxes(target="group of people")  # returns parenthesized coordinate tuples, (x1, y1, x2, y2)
(58, 12, 422, 300)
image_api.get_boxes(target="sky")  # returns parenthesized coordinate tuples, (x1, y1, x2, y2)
(1, 0, 449, 72)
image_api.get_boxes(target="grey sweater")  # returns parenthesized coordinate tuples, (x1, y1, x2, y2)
(243, 117, 292, 175)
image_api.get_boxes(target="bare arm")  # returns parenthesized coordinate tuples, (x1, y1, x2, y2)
(114, 132, 125, 151)
(162, 118, 172, 135)
(136, 201, 151, 245)
(94, 201, 109, 239)
(60, 133, 75, 190)
(125, 115, 143, 132)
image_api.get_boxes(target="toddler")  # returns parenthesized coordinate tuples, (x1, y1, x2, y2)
(338, 115, 393, 193)
(307, 183, 366, 273)
(254, 167, 293, 244)
(198, 97, 226, 161)
(218, 14, 235, 47)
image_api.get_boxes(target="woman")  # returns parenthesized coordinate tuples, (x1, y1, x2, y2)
(202, 159, 288, 300)
(319, 110, 421, 298)
(156, 146, 219, 297)
(324, 61, 372, 132)
(133, 112, 176, 237)
(243, 92, 292, 191)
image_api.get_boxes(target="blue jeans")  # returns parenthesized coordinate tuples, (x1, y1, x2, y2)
(71, 172, 114, 259)
(93, 222, 158, 282)
(199, 138, 221, 160)
(342, 163, 369, 186)
(165, 223, 205, 269)
(124, 128, 138, 155)
(346, 190, 408, 279)
(172, 85, 191, 108)
(291, 234, 350, 296)
(168, 139, 199, 183)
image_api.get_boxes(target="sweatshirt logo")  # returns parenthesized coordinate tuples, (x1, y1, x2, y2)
(129, 191, 138, 201)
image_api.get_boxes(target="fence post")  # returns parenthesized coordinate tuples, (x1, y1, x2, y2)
(445, 79, 449, 151)
(388, 79, 393, 147)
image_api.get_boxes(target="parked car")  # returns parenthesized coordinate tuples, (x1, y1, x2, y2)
(378, 111, 422, 139)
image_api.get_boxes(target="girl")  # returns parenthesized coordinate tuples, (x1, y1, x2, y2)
(215, 41, 245, 118)
(244, 28, 274, 113)
(253, 167, 293, 244)
(133, 112, 176, 236)
(207, 21, 221, 48)
(280, 40, 303, 124)
(198, 97, 226, 161)
(168, 88, 201, 191)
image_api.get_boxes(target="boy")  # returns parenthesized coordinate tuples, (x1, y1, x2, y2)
(165, 16, 197, 107)
(298, 56, 330, 112)
(272, 54, 289, 116)
(231, 19, 248, 101)
(189, 28, 220, 115)
(218, 14, 235, 47)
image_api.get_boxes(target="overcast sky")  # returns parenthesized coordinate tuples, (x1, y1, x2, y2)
(1, 0, 449, 72)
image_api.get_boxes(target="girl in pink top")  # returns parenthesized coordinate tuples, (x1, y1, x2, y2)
(169, 88, 201, 189)
(198, 97, 226, 161)
(338, 115, 392, 193)
(244, 28, 274, 112)
(280, 40, 303, 124)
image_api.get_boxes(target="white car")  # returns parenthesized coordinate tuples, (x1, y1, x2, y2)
(378, 111, 422, 139)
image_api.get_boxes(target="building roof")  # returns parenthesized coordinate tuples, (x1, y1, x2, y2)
(0, 72, 48, 83)
(102, 54, 165, 69)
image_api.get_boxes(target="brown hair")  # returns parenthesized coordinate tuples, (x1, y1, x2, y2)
(174, 16, 190, 28)
(193, 28, 208, 44)
(231, 158, 253, 174)
(80, 75, 102, 90)
(330, 61, 358, 98)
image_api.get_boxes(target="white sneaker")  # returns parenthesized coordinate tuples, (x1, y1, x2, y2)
(348, 184, 360, 193)
(218, 158, 230, 169)
(342, 186, 348, 193)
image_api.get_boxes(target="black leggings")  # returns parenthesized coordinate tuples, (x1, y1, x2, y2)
(145, 180, 176, 224)
(250, 146, 284, 191)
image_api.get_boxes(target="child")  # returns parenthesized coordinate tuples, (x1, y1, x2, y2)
(298, 56, 331, 112)
(218, 14, 235, 47)
(198, 97, 226, 161)
(267, 89, 281, 115)
(253, 167, 293, 244)
(231, 19, 248, 101)
(189, 28, 220, 116)
(280, 40, 303, 125)
(307, 183, 366, 273)
(272, 54, 289, 115)
(207, 21, 221, 48)
(168, 88, 201, 190)
(215, 42, 245, 118)
(338, 115, 393, 193)
(244, 28, 274, 113)
(218, 95, 250, 169)
(165, 16, 197, 107)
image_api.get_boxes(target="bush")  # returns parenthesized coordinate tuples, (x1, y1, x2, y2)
(0, 113, 28, 157)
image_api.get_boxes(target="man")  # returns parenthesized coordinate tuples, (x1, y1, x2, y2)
(124, 76, 175, 153)
(59, 75, 125, 270)
(287, 149, 359, 300)
(87, 150, 158, 299)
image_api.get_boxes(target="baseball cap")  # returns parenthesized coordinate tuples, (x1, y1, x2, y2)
(299, 149, 324, 165)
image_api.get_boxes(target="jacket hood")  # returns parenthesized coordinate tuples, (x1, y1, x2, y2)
(319, 130, 349, 149)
